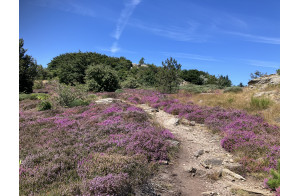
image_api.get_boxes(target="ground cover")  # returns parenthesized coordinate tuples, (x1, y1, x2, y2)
(19, 99, 175, 195)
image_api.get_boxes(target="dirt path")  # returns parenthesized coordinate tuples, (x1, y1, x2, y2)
(137, 104, 273, 196)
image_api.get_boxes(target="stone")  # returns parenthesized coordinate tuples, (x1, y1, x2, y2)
(151, 108, 159, 113)
(159, 160, 168, 165)
(194, 150, 204, 158)
(95, 98, 122, 104)
(167, 118, 179, 126)
(167, 140, 180, 147)
(200, 162, 212, 169)
(204, 158, 223, 166)
(221, 168, 245, 181)
(201, 191, 219, 196)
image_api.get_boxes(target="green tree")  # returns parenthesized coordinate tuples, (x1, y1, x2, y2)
(139, 57, 145, 65)
(157, 57, 182, 93)
(238, 82, 244, 87)
(85, 64, 120, 92)
(19, 38, 38, 93)
(217, 75, 232, 88)
(250, 70, 267, 79)
(47, 52, 132, 85)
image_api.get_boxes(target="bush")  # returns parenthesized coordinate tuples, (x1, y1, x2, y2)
(19, 38, 38, 93)
(264, 161, 280, 191)
(56, 83, 88, 107)
(223, 86, 243, 93)
(179, 84, 219, 93)
(276, 69, 280, 75)
(250, 97, 272, 110)
(157, 57, 181, 93)
(33, 80, 44, 89)
(85, 64, 120, 92)
(19, 93, 48, 101)
(69, 99, 90, 107)
(121, 77, 140, 89)
(37, 101, 52, 111)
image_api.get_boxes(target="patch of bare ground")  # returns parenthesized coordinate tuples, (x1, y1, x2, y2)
(137, 104, 273, 196)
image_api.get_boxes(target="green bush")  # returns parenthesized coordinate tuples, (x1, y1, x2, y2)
(250, 97, 272, 110)
(33, 80, 44, 89)
(85, 64, 120, 92)
(223, 86, 243, 93)
(179, 84, 219, 93)
(121, 77, 140, 89)
(69, 99, 90, 107)
(266, 161, 280, 190)
(157, 57, 181, 93)
(56, 84, 88, 107)
(19, 93, 48, 101)
(37, 101, 52, 111)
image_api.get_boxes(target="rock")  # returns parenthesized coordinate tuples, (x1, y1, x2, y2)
(190, 121, 196, 126)
(221, 168, 245, 181)
(200, 162, 212, 169)
(167, 118, 179, 126)
(229, 159, 234, 163)
(159, 160, 168, 165)
(95, 98, 122, 104)
(194, 150, 204, 158)
(167, 140, 180, 147)
(204, 158, 223, 166)
(189, 167, 197, 173)
(201, 191, 219, 196)
(248, 74, 280, 88)
(151, 108, 159, 113)
(223, 162, 243, 171)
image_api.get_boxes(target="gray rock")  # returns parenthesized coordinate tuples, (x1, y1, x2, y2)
(194, 150, 204, 158)
(201, 191, 219, 196)
(167, 140, 180, 147)
(221, 168, 245, 181)
(204, 158, 223, 166)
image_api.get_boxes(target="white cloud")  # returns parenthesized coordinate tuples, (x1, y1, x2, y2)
(113, 0, 141, 40)
(110, 42, 120, 53)
(161, 52, 217, 61)
(226, 31, 280, 45)
(246, 59, 280, 68)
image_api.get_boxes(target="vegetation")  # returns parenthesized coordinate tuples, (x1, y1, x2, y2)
(47, 52, 132, 84)
(250, 70, 267, 79)
(138, 57, 145, 65)
(276, 69, 280, 75)
(85, 64, 120, 92)
(37, 101, 52, 111)
(55, 83, 88, 107)
(250, 96, 272, 110)
(19, 38, 38, 93)
(223, 86, 243, 93)
(179, 84, 219, 93)
(157, 57, 182, 93)
(121, 77, 141, 89)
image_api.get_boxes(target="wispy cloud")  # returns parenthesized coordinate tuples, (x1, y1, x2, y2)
(161, 52, 217, 61)
(131, 20, 208, 43)
(109, 0, 141, 53)
(246, 59, 280, 68)
(113, 0, 141, 40)
(31, 0, 96, 17)
(226, 31, 280, 45)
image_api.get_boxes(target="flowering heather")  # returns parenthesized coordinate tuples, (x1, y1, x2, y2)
(118, 89, 280, 173)
(19, 100, 174, 195)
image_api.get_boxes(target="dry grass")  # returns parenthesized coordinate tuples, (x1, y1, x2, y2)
(171, 86, 280, 126)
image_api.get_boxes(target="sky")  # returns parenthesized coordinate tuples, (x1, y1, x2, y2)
(19, 0, 280, 85)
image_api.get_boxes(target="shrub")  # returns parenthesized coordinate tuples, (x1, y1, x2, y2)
(157, 57, 182, 93)
(223, 86, 243, 93)
(56, 83, 87, 107)
(264, 161, 280, 191)
(121, 77, 140, 89)
(69, 99, 89, 107)
(85, 64, 120, 92)
(19, 38, 38, 93)
(179, 84, 219, 93)
(37, 101, 52, 111)
(19, 93, 49, 101)
(250, 70, 267, 79)
(276, 69, 280, 75)
(250, 97, 272, 110)
(33, 80, 44, 89)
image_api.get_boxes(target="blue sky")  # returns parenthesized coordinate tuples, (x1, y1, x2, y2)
(19, 0, 280, 85)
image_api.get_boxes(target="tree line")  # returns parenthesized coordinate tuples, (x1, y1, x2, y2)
(19, 38, 233, 94)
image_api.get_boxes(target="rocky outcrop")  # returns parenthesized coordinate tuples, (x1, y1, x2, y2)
(248, 74, 280, 89)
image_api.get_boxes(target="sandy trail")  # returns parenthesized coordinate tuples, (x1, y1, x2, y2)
(137, 104, 272, 196)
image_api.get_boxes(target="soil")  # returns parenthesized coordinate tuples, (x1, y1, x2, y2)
(135, 104, 273, 196)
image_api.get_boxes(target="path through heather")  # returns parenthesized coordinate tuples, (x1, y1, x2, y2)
(137, 104, 272, 196)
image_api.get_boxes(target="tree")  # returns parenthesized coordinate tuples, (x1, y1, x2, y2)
(157, 57, 181, 93)
(138, 57, 145, 65)
(217, 75, 232, 88)
(19, 38, 38, 93)
(250, 70, 267, 79)
(238, 82, 244, 87)
(47, 52, 132, 85)
(85, 64, 120, 92)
